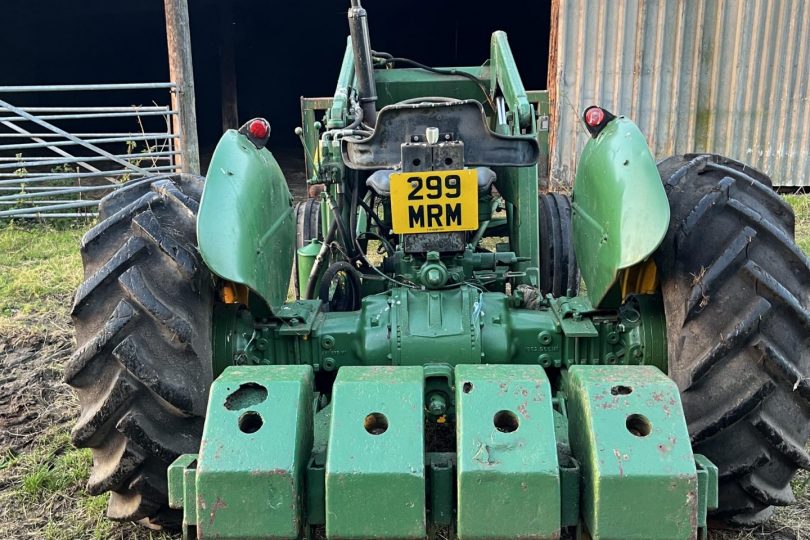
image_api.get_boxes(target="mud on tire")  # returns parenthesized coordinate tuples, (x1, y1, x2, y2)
(67, 175, 213, 527)
(655, 154, 810, 525)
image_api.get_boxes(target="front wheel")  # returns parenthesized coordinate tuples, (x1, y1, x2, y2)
(655, 154, 810, 524)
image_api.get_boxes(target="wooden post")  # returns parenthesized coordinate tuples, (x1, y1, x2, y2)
(220, 0, 239, 132)
(164, 0, 201, 175)
(546, 0, 560, 191)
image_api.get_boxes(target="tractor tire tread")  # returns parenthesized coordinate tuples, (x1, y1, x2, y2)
(655, 154, 810, 524)
(68, 175, 212, 527)
(538, 192, 579, 297)
(293, 198, 322, 298)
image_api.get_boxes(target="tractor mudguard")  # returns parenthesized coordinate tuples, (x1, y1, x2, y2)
(572, 116, 670, 307)
(197, 129, 295, 313)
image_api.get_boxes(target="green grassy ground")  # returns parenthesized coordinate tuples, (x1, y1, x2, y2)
(785, 194, 810, 255)
(0, 225, 84, 337)
(0, 223, 171, 539)
(0, 195, 807, 539)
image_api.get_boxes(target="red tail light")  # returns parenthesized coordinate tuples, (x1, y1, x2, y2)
(248, 119, 270, 139)
(584, 107, 605, 127)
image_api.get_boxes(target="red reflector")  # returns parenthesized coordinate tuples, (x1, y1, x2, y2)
(248, 119, 269, 139)
(584, 107, 605, 127)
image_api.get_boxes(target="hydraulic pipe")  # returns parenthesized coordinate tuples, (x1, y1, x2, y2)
(348, 0, 377, 126)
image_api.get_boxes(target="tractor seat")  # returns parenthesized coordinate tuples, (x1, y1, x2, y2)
(366, 167, 497, 198)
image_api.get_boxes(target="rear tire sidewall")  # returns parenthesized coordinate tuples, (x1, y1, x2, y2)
(655, 154, 810, 524)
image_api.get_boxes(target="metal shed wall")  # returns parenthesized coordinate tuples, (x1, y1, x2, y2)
(548, 0, 810, 188)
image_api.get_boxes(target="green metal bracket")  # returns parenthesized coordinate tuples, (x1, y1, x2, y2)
(374, 67, 492, 109)
(326, 366, 426, 539)
(169, 365, 314, 539)
(168, 454, 198, 534)
(300, 97, 333, 180)
(306, 453, 327, 527)
(558, 456, 580, 529)
(527, 90, 550, 180)
(327, 38, 355, 129)
(488, 34, 541, 281)
(275, 299, 321, 337)
(455, 364, 560, 539)
(695, 453, 719, 533)
(548, 296, 599, 338)
(490, 31, 532, 130)
(426, 452, 455, 529)
(564, 365, 705, 540)
(305, 402, 332, 527)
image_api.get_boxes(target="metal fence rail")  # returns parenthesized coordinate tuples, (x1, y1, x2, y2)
(0, 83, 180, 219)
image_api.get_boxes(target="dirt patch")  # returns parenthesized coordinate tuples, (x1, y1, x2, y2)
(0, 319, 175, 540)
(0, 334, 75, 453)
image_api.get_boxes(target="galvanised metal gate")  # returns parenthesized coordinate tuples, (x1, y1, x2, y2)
(0, 83, 180, 219)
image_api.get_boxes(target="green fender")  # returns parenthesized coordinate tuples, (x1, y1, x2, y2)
(572, 117, 670, 307)
(197, 130, 295, 313)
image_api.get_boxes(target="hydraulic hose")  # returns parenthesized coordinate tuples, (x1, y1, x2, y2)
(318, 261, 362, 312)
(374, 54, 495, 110)
(349, 176, 359, 257)
(304, 188, 358, 301)
(304, 218, 338, 300)
(324, 192, 353, 258)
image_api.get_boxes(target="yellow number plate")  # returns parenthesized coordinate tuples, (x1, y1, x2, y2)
(389, 169, 479, 234)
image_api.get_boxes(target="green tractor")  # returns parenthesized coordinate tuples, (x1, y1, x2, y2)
(67, 2, 809, 538)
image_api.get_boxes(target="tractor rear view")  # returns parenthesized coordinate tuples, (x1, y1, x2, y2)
(67, 2, 809, 538)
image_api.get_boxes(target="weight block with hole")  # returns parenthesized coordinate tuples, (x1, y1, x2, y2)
(455, 364, 560, 539)
(564, 365, 698, 540)
(195, 365, 314, 539)
(326, 366, 425, 539)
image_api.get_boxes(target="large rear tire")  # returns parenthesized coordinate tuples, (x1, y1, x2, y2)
(67, 175, 214, 526)
(655, 154, 810, 525)
(293, 198, 322, 299)
(538, 192, 580, 297)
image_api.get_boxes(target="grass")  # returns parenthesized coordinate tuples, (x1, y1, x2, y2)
(0, 428, 113, 539)
(0, 222, 85, 339)
(0, 194, 807, 539)
(785, 194, 810, 255)
(0, 221, 173, 539)
(0, 427, 172, 540)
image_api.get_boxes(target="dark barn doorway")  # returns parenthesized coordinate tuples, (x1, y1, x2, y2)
(3, 0, 551, 170)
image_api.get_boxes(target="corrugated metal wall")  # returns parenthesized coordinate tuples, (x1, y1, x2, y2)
(549, 0, 810, 188)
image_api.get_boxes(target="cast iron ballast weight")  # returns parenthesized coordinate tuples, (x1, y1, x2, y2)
(67, 1, 810, 538)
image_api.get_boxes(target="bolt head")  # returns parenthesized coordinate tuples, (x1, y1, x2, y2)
(428, 395, 447, 415)
(426, 268, 442, 286)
